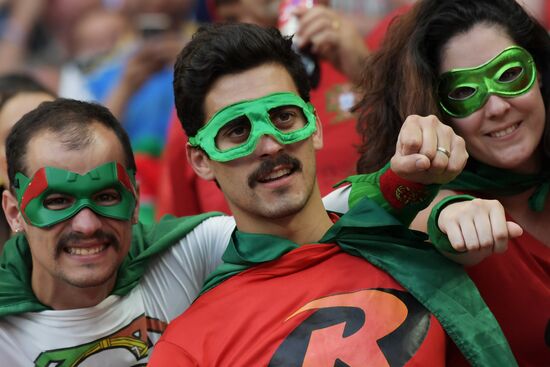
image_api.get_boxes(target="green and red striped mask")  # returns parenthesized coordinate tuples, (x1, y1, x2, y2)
(14, 161, 137, 228)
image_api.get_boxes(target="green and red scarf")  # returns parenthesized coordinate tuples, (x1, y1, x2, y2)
(444, 159, 550, 211)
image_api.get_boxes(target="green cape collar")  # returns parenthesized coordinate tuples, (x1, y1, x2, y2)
(0, 212, 221, 317)
(202, 198, 517, 367)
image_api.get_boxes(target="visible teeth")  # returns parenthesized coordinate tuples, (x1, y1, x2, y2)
(66, 244, 107, 256)
(263, 168, 291, 181)
(490, 124, 519, 138)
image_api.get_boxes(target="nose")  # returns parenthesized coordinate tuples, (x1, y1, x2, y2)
(254, 134, 285, 158)
(484, 94, 511, 119)
(70, 208, 103, 236)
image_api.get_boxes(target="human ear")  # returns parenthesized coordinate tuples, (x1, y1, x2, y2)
(186, 144, 216, 181)
(312, 113, 324, 150)
(3, 189, 24, 232)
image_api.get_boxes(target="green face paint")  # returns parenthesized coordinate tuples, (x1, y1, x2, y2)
(15, 161, 137, 228)
(438, 46, 536, 118)
(188, 92, 317, 162)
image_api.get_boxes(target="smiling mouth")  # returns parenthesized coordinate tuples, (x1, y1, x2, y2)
(488, 122, 520, 138)
(248, 154, 302, 188)
(257, 167, 294, 183)
(64, 244, 108, 256)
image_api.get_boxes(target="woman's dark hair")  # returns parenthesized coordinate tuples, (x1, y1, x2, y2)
(173, 22, 311, 137)
(356, 0, 550, 172)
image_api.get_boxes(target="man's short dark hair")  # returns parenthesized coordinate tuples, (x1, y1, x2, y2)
(173, 22, 311, 137)
(6, 98, 136, 188)
(0, 73, 54, 112)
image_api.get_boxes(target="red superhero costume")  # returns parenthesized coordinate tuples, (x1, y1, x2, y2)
(149, 198, 517, 366)
(149, 244, 447, 366)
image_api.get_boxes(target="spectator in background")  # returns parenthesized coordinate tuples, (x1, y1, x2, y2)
(328, 0, 415, 38)
(0, 0, 47, 74)
(0, 73, 55, 251)
(42, 0, 103, 54)
(0, 0, 56, 89)
(157, 0, 373, 217)
(0, 0, 105, 90)
(56, 8, 135, 102)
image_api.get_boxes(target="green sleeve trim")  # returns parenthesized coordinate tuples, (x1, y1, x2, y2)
(428, 194, 476, 253)
(336, 163, 394, 215)
(338, 162, 439, 227)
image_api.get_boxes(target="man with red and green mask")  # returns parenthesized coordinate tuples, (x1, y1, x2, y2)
(148, 23, 517, 366)
(0, 99, 237, 366)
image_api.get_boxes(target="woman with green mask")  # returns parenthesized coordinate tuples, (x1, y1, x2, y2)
(354, 0, 550, 365)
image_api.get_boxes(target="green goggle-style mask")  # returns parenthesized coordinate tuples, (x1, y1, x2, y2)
(438, 46, 537, 118)
(14, 161, 137, 228)
(188, 92, 317, 162)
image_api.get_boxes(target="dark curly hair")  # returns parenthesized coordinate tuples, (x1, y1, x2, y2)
(356, 0, 550, 173)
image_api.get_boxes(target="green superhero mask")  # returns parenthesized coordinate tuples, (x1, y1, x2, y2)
(438, 46, 536, 118)
(188, 92, 317, 162)
(14, 161, 137, 228)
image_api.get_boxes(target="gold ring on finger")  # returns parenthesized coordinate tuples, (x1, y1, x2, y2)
(436, 146, 451, 158)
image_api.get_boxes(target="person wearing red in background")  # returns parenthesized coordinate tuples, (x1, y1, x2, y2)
(156, 0, 403, 217)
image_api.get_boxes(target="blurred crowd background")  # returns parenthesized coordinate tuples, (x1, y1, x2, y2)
(0, 0, 548, 226)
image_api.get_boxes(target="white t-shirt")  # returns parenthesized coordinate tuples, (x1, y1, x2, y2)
(322, 185, 351, 214)
(0, 216, 236, 366)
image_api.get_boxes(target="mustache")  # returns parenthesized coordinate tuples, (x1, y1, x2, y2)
(56, 230, 119, 257)
(247, 153, 302, 189)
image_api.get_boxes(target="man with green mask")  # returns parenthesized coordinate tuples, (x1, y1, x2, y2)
(149, 23, 517, 366)
(0, 98, 237, 366)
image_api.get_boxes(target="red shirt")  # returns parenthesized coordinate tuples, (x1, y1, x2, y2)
(448, 227, 550, 367)
(149, 244, 447, 366)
